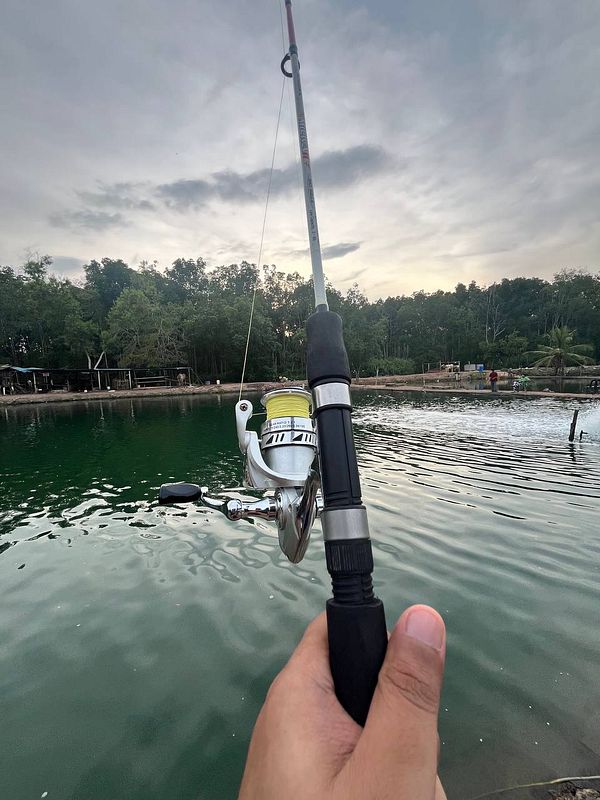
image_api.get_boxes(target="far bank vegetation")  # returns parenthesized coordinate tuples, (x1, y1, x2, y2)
(1, 256, 599, 381)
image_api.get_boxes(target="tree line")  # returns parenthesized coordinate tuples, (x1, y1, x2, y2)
(1, 255, 599, 381)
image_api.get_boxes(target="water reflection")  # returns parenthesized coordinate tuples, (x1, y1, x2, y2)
(1, 393, 600, 800)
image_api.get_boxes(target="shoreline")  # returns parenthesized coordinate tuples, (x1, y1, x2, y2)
(2, 381, 600, 406)
(0, 382, 279, 406)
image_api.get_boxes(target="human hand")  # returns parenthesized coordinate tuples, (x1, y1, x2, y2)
(239, 604, 447, 800)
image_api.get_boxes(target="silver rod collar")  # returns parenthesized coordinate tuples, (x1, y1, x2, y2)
(313, 382, 352, 410)
(321, 507, 370, 541)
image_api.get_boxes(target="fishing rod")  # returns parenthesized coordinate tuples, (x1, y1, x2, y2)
(158, 0, 387, 726)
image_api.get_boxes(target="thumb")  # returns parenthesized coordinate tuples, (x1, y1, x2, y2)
(350, 605, 446, 797)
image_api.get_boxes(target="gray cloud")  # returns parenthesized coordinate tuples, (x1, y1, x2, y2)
(2, 0, 599, 296)
(157, 146, 391, 210)
(49, 184, 152, 233)
(156, 178, 214, 209)
(78, 182, 155, 212)
(49, 210, 127, 231)
(54, 145, 389, 225)
(278, 241, 362, 261)
(322, 242, 362, 260)
(312, 147, 392, 190)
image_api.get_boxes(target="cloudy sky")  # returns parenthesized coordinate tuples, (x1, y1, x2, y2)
(1, 0, 599, 298)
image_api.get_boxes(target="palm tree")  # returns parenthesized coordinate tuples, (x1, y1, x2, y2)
(524, 326, 595, 375)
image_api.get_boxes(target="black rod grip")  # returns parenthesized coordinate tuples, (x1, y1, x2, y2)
(306, 310, 350, 386)
(325, 539, 387, 724)
(327, 598, 387, 726)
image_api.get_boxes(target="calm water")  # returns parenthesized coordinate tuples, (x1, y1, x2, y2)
(1, 393, 600, 800)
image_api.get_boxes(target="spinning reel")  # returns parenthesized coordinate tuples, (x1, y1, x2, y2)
(158, 387, 323, 564)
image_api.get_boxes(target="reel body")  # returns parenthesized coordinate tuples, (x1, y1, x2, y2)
(236, 388, 316, 489)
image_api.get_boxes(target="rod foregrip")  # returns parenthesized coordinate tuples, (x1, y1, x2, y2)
(307, 310, 388, 725)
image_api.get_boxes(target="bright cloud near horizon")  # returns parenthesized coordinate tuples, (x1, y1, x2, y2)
(1, 0, 599, 299)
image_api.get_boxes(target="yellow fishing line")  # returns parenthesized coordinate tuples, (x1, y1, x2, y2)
(264, 392, 310, 420)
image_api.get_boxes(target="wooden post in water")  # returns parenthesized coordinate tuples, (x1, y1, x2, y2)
(568, 409, 579, 442)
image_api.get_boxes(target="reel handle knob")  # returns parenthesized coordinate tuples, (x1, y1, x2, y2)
(158, 482, 202, 505)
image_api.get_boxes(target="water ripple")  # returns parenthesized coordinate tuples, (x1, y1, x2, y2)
(1, 393, 600, 800)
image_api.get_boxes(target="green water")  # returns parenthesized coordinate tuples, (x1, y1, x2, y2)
(1, 393, 600, 800)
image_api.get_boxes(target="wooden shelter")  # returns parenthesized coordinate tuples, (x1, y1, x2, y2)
(0, 365, 192, 395)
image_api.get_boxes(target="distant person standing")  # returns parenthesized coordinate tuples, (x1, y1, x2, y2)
(489, 369, 499, 393)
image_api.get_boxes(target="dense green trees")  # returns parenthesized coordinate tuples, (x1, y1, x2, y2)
(1, 256, 94, 368)
(1, 255, 598, 380)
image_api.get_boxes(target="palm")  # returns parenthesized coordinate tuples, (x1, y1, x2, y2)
(524, 326, 594, 375)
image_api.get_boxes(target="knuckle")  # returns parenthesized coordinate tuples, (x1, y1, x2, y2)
(380, 655, 440, 714)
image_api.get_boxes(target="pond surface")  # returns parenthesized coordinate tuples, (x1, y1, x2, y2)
(1, 392, 600, 800)
(496, 377, 599, 394)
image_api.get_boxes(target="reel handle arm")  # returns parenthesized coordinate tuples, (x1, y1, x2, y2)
(220, 495, 278, 522)
(158, 482, 279, 522)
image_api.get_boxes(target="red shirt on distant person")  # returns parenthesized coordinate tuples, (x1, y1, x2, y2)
(489, 370, 498, 383)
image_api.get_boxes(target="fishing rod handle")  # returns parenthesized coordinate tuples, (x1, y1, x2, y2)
(326, 538, 388, 725)
(307, 310, 388, 725)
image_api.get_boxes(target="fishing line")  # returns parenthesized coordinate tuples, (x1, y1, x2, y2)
(468, 774, 600, 800)
(238, 72, 286, 401)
